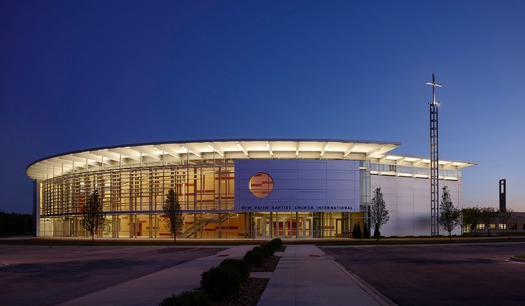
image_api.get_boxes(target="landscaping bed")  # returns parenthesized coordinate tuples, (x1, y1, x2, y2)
(213, 247, 285, 305)
(160, 239, 285, 306)
(212, 277, 268, 306)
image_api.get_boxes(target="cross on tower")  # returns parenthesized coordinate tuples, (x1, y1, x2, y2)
(426, 74, 442, 236)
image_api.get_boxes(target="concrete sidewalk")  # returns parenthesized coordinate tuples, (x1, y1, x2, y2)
(59, 245, 254, 306)
(258, 244, 393, 306)
(60, 244, 393, 306)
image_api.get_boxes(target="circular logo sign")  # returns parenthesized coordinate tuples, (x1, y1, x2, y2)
(249, 172, 274, 198)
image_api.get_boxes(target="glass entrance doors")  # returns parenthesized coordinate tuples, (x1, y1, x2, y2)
(255, 216, 270, 238)
(254, 213, 312, 238)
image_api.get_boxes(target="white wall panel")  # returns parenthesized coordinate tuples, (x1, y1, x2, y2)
(372, 174, 462, 237)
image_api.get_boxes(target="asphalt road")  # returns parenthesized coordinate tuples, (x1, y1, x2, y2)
(321, 242, 525, 306)
(0, 245, 225, 306)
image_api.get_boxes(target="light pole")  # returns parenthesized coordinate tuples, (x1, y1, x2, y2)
(426, 74, 442, 236)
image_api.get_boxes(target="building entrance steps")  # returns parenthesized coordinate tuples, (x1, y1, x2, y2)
(257, 244, 394, 306)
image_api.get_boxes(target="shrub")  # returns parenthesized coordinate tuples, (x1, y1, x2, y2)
(159, 290, 210, 306)
(243, 249, 265, 267)
(270, 237, 283, 250)
(363, 223, 370, 238)
(220, 258, 250, 282)
(200, 265, 241, 301)
(253, 246, 270, 259)
(352, 222, 362, 238)
(261, 243, 275, 256)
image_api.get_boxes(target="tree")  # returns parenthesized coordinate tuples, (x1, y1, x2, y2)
(480, 207, 496, 236)
(370, 187, 389, 240)
(498, 208, 514, 236)
(163, 189, 184, 243)
(438, 186, 462, 241)
(80, 189, 105, 245)
(0, 211, 33, 237)
(462, 207, 481, 235)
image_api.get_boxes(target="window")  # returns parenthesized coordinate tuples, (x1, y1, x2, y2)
(498, 224, 506, 230)
(476, 224, 485, 230)
(489, 224, 496, 230)
(509, 224, 517, 230)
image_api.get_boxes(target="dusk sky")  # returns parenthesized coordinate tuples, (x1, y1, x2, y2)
(1, 0, 524, 214)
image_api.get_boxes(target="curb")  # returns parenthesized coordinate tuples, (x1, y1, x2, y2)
(510, 256, 525, 262)
(324, 253, 398, 306)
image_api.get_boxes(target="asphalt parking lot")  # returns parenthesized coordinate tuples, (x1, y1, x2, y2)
(0, 245, 225, 306)
(321, 242, 525, 306)
(2, 241, 525, 306)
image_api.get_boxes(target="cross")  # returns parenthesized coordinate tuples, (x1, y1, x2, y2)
(426, 74, 442, 105)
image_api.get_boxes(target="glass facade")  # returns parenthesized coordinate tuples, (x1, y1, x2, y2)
(39, 162, 237, 238)
(28, 140, 473, 239)
(38, 161, 369, 239)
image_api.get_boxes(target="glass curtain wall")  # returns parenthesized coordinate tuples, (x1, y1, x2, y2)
(39, 161, 240, 238)
(38, 159, 372, 239)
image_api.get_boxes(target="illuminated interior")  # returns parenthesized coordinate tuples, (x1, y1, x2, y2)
(27, 140, 475, 239)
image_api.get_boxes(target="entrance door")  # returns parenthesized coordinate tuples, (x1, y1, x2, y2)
(274, 218, 282, 237)
(336, 219, 342, 237)
(274, 217, 292, 238)
(256, 215, 313, 238)
(255, 217, 270, 238)
(296, 217, 312, 238)
(274, 216, 313, 238)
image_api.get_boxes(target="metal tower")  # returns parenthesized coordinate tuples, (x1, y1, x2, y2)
(499, 179, 507, 213)
(426, 74, 442, 236)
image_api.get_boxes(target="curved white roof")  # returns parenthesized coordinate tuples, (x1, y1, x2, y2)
(26, 139, 474, 180)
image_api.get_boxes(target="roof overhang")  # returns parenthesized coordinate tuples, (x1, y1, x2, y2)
(372, 154, 476, 170)
(25, 139, 474, 180)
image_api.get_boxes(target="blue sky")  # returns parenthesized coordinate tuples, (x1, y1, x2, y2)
(1, 0, 524, 214)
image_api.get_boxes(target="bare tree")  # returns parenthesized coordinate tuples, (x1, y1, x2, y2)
(163, 189, 184, 243)
(370, 187, 389, 240)
(438, 186, 462, 241)
(80, 189, 105, 245)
